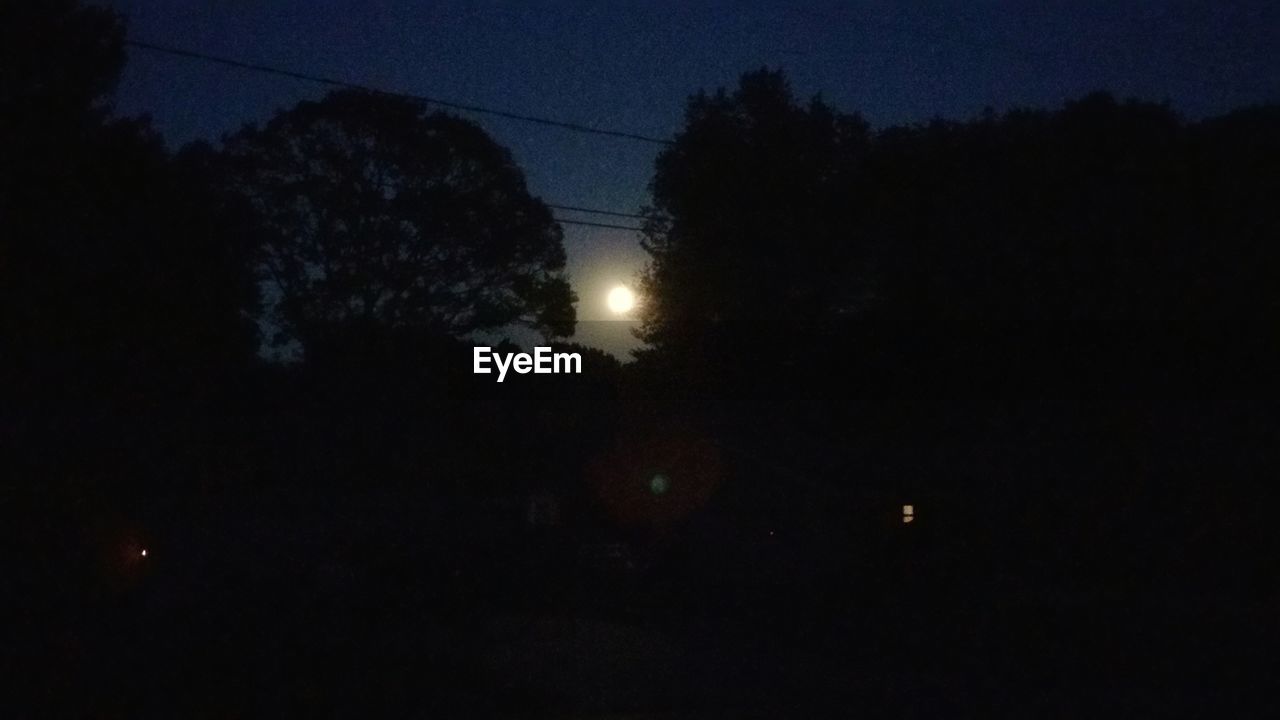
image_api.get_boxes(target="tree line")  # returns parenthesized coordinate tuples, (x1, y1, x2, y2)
(634, 70, 1278, 588)
(5, 2, 1277, 594)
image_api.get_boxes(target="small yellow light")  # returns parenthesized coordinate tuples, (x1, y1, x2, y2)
(902, 504, 914, 524)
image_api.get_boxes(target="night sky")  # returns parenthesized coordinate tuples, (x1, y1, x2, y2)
(101, 0, 1278, 357)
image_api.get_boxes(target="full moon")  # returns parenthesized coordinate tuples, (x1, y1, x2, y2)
(607, 285, 636, 314)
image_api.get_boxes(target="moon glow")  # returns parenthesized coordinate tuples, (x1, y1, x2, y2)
(607, 285, 636, 314)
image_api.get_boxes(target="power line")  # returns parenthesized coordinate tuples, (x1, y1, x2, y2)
(124, 39, 675, 146)
(555, 215, 645, 229)
(123, 39, 656, 230)
(545, 204, 646, 220)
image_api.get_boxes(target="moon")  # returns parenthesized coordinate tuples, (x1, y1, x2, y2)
(607, 285, 636, 314)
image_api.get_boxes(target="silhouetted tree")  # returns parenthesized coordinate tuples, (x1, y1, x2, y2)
(637, 70, 870, 391)
(222, 90, 576, 354)
(0, 0, 123, 131)
(5, 7, 265, 704)
(3, 1, 260, 492)
(637, 69, 1280, 585)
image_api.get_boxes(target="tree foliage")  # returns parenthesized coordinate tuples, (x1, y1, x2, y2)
(637, 70, 1280, 562)
(224, 90, 576, 350)
(2, 3, 260, 380)
(3, 1, 261, 498)
(640, 70, 1280, 430)
(638, 69, 871, 374)
(0, 0, 124, 127)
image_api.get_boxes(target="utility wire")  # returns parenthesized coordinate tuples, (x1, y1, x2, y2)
(124, 39, 655, 230)
(125, 39, 675, 146)
(545, 204, 646, 220)
(553, 218, 643, 232)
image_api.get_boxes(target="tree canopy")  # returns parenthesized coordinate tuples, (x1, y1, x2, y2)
(638, 70, 871, 375)
(636, 70, 1280, 558)
(2, 3, 259, 385)
(223, 90, 576, 352)
(639, 70, 1280, 429)
(3, 2, 261, 507)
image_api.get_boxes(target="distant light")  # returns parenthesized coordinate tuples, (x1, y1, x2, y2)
(650, 473, 670, 495)
(140, 549, 148, 557)
(902, 505, 914, 524)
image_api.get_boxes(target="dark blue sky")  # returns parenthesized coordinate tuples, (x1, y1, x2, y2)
(100, 0, 1278, 356)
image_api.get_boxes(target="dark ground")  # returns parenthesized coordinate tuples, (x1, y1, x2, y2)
(16, 485, 1272, 718)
